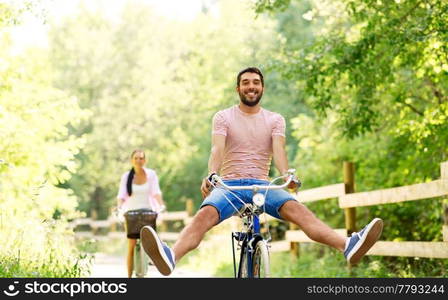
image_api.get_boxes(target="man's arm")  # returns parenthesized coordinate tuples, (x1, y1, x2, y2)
(273, 135, 300, 190)
(208, 134, 226, 175)
(272, 135, 289, 175)
(201, 134, 226, 198)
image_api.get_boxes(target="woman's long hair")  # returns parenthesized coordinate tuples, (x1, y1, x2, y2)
(126, 150, 145, 196)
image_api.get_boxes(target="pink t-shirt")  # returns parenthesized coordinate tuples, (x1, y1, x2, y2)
(212, 105, 286, 180)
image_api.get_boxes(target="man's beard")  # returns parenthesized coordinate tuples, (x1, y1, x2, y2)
(239, 90, 263, 107)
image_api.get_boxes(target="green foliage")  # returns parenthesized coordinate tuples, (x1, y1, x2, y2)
(251, 0, 448, 276)
(253, 0, 448, 236)
(0, 228, 93, 277)
(0, 0, 42, 26)
(254, 0, 291, 14)
(0, 1, 91, 277)
(269, 246, 448, 278)
(256, 0, 448, 152)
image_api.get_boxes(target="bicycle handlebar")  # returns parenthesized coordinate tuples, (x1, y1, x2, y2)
(114, 205, 166, 221)
(210, 169, 300, 191)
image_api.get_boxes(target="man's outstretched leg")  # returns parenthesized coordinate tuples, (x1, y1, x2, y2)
(279, 200, 383, 265)
(141, 205, 219, 276)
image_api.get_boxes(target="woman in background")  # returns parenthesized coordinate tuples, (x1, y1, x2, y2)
(117, 149, 166, 277)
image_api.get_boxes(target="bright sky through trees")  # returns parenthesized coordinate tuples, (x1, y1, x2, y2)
(7, 0, 206, 52)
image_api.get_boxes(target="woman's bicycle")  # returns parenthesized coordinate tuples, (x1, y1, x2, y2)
(209, 169, 300, 278)
(117, 207, 164, 278)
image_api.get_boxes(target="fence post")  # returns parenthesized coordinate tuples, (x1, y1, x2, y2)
(442, 162, 448, 241)
(441, 161, 448, 180)
(443, 205, 448, 242)
(91, 209, 98, 235)
(289, 223, 300, 259)
(343, 162, 356, 234)
(186, 198, 195, 217)
(158, 218, 168, 233)
(109, 207, 117, 232)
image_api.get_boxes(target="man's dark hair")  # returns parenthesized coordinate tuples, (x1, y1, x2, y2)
(237, 67, 264, 87)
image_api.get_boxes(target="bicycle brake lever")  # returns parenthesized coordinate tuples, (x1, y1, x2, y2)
(207, 173, 218, 184)
(156, 205, 166, 214)
(293, 178, 302, 189)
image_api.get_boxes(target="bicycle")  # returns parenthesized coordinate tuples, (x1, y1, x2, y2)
(117, 207, 165, 278)
(209, 169, 300, 278)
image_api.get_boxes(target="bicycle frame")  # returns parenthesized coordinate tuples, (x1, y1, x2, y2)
(210, 170, 299, 278)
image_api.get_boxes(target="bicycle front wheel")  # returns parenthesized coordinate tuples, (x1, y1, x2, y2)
(252, 240, 270, 278)
(238, 246, 250, 278)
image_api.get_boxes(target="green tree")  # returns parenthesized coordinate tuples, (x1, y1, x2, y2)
(256, 0, 447, 179)
(0, 1, 89, 277)
(252, 0, 448, 275)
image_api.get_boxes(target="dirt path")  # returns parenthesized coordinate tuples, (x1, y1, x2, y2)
(82, 219, 238, 278)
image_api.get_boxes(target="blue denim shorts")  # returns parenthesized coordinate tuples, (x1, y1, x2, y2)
(200, 178, 297, 223)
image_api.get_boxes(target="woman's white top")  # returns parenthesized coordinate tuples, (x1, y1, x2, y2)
(125, 181, 152, 211)
(117, 167, 162, 212)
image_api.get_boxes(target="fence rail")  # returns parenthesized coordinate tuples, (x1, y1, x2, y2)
(269, 161, 448, 260)
(71, 201, 194, 242)
(296, 183, 346, 203)
(339, 179, 448, 208)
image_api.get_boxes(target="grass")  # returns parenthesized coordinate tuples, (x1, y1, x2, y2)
(0, 220, 94, 278)
(267, 244, 448, 278)
(0, 240, 93, 278)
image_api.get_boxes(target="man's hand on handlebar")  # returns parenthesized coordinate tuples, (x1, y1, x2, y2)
(200, 177, 211, 199)
(287, 177, 301, 191)
(283, 169, 301, 191)
(200, 172, 217, 199)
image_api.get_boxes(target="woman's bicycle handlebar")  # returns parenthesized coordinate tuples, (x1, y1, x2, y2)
(113, 205, 166, 221)
(209, 169, 301, 191)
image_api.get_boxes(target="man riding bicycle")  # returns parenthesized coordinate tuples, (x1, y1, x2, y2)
(141, 67, 383, 276)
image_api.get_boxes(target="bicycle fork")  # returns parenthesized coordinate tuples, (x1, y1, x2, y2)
(233, 213, 264, 278)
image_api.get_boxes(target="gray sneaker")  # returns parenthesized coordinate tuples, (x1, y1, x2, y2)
(344, 218, 383, 265)
(140, 225, 175, 276)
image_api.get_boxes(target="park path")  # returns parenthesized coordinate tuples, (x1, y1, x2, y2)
(88, 252, 212, 278)
(83, 217, 239, 278)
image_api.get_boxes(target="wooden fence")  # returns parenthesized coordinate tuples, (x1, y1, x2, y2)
(268, 161, 448, 259)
